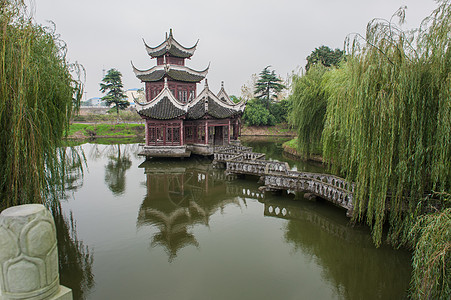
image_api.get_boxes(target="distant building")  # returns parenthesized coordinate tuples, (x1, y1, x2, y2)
(132, 29, 245, 158)
(125, 88, 147, 107)
(81, 97, 103, 107)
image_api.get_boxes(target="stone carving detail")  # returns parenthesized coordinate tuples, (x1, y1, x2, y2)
(0, 204, 63, 300)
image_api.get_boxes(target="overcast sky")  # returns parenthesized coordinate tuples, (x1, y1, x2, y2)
(33, 0, 438, 100)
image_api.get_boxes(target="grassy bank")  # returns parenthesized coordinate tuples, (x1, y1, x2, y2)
(67, 123, 145, 139)
(282, 138, 323, 163)
(67, 122, 295, 140)
(241, 123, 296, 136)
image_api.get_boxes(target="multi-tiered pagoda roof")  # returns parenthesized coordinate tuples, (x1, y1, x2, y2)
(143, 29, 198, 58)
(132, 30, 245, 158)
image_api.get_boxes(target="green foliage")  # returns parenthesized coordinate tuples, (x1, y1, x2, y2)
(283, 138, 298, 149)
(322, 2, 451, 248)
(290, 64, 328, 158)
(0, 0, 82, 208)
(254, 66, 286, 105)
(242, 99, 275, 126)
(269, 99, 290, 124)
(319, 3, 451, 298)
(99, 69, 129, 115)
(305, 46, 344, 71)
(229, 95, 241, 104)
(407, 193, 450, 299)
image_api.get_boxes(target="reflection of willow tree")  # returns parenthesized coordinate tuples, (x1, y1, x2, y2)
(281, 202, 411, 300)
(137, 158, 243, 261)
(47, 146, 93, 300)
(63, 146, 85, 194)
(51, 203, 94, 300)
(104, 144, 132, 195)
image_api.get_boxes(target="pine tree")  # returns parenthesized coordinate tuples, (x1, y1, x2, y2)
(254, 66, 286, 108)
(99, 69, 129, 118)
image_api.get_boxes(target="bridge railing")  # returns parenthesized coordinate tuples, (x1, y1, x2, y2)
(242, 152, 266, 160)
(265, 160, 290, 174)
(264, 173, 353, 210)
(214, 152, 241, 161)
(214, 152, 266, 162)
(226, 160, 269, 175)
(214, 145, 253, 153)
(213, 143, 355, 214)
(286, 171, 355, 193)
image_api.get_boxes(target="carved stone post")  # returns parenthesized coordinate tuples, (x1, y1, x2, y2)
(0, 204, 72, 300)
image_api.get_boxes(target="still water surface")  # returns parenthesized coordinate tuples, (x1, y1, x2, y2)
(58, 138, 412, 299)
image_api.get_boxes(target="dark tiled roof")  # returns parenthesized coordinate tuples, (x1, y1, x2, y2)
(207, 97, 238, 118)
(167, 69, 205, 82)
(186, 97, 241, 120)
(136, 70, 165, 82)
(138, 97, 186, 119)
(167, 46, 193, 58)
(148, 47, 167, 58)
(148, 45, 194, 58)
(135, 68, 205, 83)
(187, 99, 206, 119)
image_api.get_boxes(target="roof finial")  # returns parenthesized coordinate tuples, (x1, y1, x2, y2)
(204, 79, 208, 89)
(165, 31, 168, 40)
(164, 77, 168, 88)
(221, 81, 224, 88)
(169, 28, 173, 37)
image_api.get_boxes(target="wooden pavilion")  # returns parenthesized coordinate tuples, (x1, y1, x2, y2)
(132, 30, 245, 157)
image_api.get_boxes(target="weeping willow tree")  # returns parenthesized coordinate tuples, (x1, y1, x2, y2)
(0, 0, 83, 209)
(289, 64, 328, 158)
(321, 2, 450, 298)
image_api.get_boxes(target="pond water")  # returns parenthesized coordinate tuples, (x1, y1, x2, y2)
(58, 138, 412, 300)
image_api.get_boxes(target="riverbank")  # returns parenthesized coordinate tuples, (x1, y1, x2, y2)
(67, 122, 296, 140)
(282, 138, 323, 163)
(67, 123, 145, 140)
(241, 124, 296, 136)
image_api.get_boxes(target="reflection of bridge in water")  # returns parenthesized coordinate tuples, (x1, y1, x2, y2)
(262, 199, 359, 242)
(137, 153, 356, 261)
(137, 153, 411, 299)
(213, 145, 355, 216)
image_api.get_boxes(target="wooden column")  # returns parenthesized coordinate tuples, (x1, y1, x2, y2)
(180, 120, 184, 145)
(228, 119, 231, 144)
(145, 120, 149, 146)
(205, 120, 208, 145)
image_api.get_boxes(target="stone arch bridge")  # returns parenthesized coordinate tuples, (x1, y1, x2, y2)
(213, 145, 355, 216)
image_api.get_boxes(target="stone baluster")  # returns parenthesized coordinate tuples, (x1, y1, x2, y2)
(0, 204, 72, 300)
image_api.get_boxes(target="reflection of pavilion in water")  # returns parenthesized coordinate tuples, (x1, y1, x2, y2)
(137, 159, 263, 261)
(137, 161, 410, 298)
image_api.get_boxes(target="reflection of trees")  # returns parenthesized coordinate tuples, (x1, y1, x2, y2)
(270, 199, 411, 300)
(137, 158, 244, 261)
(46, 146, 94, 300)
(104, 144, 132, 195)
(63, 146, 85, 194)
(51, 203, 94, 300)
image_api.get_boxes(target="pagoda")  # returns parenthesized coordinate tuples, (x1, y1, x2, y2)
(132, 29, 245, 158)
